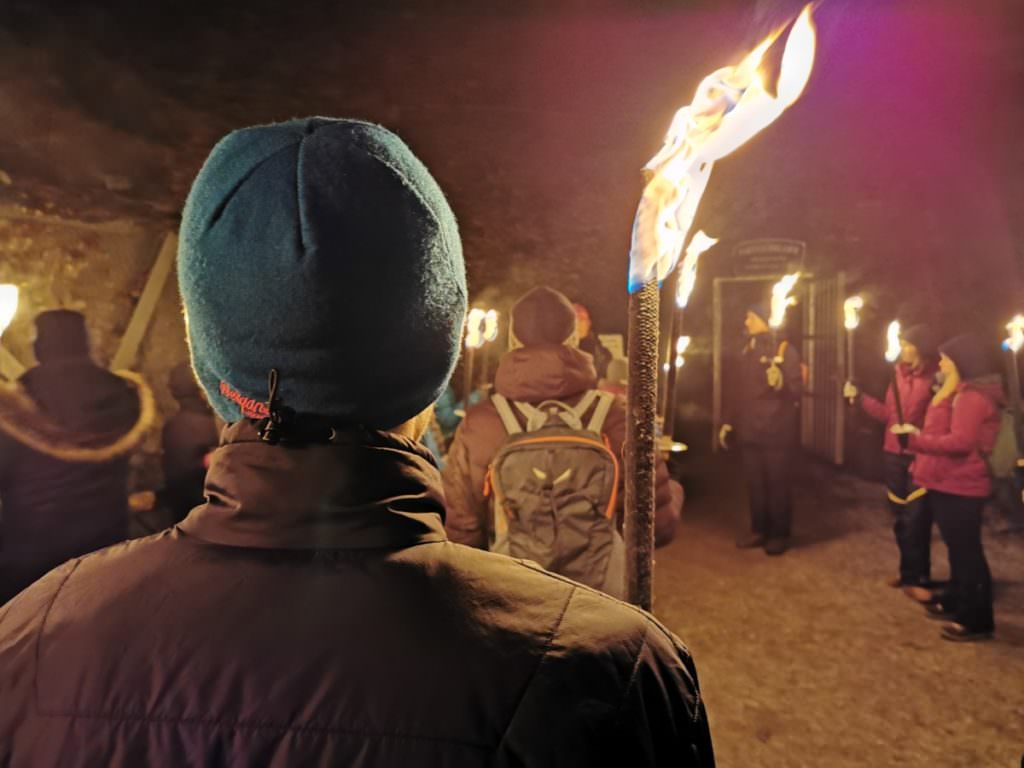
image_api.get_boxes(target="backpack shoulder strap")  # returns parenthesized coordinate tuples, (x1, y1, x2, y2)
(587, 391, 616, 435)
(570, 390, 599, 422)
(491, 394, 523, 435)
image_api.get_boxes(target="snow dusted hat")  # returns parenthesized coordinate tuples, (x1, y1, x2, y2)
(939, 333, 999, 381)
(899, 324, 937, 360)
(510, 287, 578, 347)
(178, 117, 466, 429)
(747, 302, 770, 324)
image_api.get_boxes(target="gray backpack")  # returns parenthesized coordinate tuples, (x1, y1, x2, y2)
(484, 391, 626, 599)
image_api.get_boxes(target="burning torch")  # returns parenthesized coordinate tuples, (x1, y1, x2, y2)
(885, 319, 908, 448)
(769, 272, 800, 348)
(662, 231, 717, 441)
(625, 5, 817, 610)
(1003, 314, 1023, 443)
(0, 284, 20, 381)
(843, 295, 863, 403)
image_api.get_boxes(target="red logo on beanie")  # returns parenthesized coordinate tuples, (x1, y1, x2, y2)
(219, 381, 270, 419)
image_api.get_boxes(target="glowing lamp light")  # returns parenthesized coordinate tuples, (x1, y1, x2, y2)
(885, 320, 902, 363)
(628, 4, 817, 291)
(769, 273, 800, 329)
(1003, 314, 1024, 353)
(0, 284, 18, 336)
(843, 296, 864, 331)
(675, 232, 718, 309)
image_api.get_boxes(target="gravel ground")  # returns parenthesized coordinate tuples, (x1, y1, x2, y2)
(654, 449, 1024, 768)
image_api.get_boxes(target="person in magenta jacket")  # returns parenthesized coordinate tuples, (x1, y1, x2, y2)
(844, 324, 937, 600)
(892, 333, 1001, 642)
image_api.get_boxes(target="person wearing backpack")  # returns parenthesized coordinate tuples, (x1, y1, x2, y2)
(719, 303, 803, 556)
(443, 286, 683, 595)
(843, 324, 938, 601)
(892, 333, 1001, 642)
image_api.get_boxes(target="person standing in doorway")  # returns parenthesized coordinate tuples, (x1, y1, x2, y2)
(719, 303, 802, 556)
(844, 324, 938, 602)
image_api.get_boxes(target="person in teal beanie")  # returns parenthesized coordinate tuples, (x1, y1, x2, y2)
(0, 117, 713, 766)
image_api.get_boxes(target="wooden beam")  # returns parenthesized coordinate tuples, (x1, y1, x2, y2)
(110, 232, 177, 371)
(0, 343, 26, 381)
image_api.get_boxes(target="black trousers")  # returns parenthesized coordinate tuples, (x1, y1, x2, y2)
(930, 491, 995, 633)
(741, 444, 792, 539)
(883, 452, 932, 586)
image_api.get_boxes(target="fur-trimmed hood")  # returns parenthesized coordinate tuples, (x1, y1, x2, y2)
(0, 368, 155, 463)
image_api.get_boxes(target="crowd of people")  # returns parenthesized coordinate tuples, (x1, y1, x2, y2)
(0, 115, 1016, 763)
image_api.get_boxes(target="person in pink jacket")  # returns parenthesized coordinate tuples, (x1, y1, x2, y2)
(844, 324, 937, 601)
(892, 333, 1001, 642)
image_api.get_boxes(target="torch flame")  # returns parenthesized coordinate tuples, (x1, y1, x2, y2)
(1004, 314, 1024, 353)
(675, 231, 718, 308)
(465, 308, 485, 349)
(674, 335, 691, 368)
(769, 272, 800, 329)
(0, 284, 18, 336)
(843, 296, 864, 331)
(885, 320, 902, 363)
(483, 309, 499, 343)
(628, 4, 817, 291)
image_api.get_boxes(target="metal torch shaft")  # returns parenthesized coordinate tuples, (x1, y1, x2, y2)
(625, 279, 659, 612)
(846, 328, 856, 404)
(891, 364, 907, 449)
(1005, 347, 1022, 442)
(463, 347, 476, 404)
(662, 310, 683, 440)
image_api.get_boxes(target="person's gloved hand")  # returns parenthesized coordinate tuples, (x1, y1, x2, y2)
(718, 423, 733, 450)
(765, 363, 784, 391)
(890, 423, 920, 436)
(843, 381, 858, 401)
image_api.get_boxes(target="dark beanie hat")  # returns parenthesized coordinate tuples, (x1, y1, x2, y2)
(511, 287, 577, 346)
(939, 333, 998, 380)
(34, 309, 90, 363)
(747, 302, 769, 323)
(178, 117, 466, 428)
(900, 323, 937, 360)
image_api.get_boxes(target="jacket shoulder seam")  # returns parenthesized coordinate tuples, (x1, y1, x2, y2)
(496, 580, 576, 749)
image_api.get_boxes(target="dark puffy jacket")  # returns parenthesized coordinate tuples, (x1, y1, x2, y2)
(0, 361, 150, 603)
(860, 362, 936, 455)
(0, 421, 714, 766)
(910, 377, 1003, 498)
(724, 333, 802, 446)
(443, 343, 681, 549)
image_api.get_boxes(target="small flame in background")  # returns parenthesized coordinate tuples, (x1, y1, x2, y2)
(1003, 314, 1024, 353)
(675, 231, 719, 308)
(843, 296, 864, 331)
(628, 4, 817, 292)
(885, 320, 902, 363)
(662, 336, 692, 371)
(0, 284, 18, 336)
(483, 310, 499, 343)
(769, 273, 800, 329)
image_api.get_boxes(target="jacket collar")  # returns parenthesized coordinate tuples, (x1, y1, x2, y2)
(179, 421, 447, 550)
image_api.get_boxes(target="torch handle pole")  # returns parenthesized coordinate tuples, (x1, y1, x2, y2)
(625, 280, 659, 612)
(846, 328, 856, 404)
(662, 310, 683, 440)
(463, 347, 476, 405)
(891, 365, 908, 450)
(1005, 347, 1022, 443)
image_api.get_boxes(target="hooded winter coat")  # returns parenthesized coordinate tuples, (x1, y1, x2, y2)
(0, 361, 152, 603)
(910, 376, 1004, 498)
(860, 362, 936, 455)
(0, 421, 714, 766)
(443, 343, 681, 549)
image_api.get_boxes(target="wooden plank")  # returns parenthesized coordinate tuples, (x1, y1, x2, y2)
(0, 343, 26, 380)
(110, 231, 177, 371)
